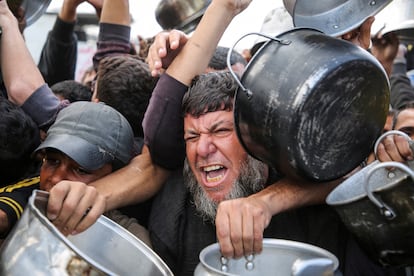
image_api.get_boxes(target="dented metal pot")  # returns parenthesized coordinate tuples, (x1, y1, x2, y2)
(194, 238, 340, 276)
(326, 131, 414, 266)
(0, 190, 173, 276)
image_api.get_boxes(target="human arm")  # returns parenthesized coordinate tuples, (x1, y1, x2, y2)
(146, 29, 189, 77)
(92, 0, 132, 71)
(0, 0, 45, 105)
(143, 0, 251, 169)
(389, 44, 414, 110)
(215, 177, 340, 258)
(46, 145, 170, 235)
(38, 0, 103, 86)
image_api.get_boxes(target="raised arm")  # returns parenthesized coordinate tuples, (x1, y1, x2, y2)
(92, 0, 132, 70)
(38, 0, 103, 85)
(0, 0, 45, 105)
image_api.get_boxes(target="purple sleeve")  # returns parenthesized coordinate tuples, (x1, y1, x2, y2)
(21, 84, 69, 130)
(142, 73, 187, 170)
(92, 23, 132, 71)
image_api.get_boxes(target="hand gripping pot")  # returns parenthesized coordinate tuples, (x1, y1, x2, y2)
(194, 238, 340, 276)
(0, 190, 174, 276)
(326, 130, 414, 266)
(228, 28, 389, 182)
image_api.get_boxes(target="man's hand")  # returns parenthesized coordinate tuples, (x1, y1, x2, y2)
(215, 195, 272, 258)
(370, 31, 399, 76)
(47, 181, 106, 236)
(376, 134, 414, 162)
(146, 29, 189, 77)
(341, 16, 375, 50)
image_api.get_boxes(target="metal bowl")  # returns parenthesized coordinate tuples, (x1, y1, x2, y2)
(155, 0, 211, 33)
(8, 0, 52, 26)
(0, 190, 173, 276)
(194, 239, 339, 276)
(285, 0, 392, 37)
(371, 0, 414, 43)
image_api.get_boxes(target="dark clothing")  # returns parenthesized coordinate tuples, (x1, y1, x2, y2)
(142, 73, 187, 170)
(144, 73, 406, 276)
(0, 177, 40, 238)
(390, 59, 414, 110)
(92, 22, 132, 72)
(148, 171, 407, 276)
(0, 22, 151, 240)
(21, 84, 69, 131)
(38, 16, 78, 86)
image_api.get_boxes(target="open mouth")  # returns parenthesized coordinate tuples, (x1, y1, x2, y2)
(203, 164, 227, 185)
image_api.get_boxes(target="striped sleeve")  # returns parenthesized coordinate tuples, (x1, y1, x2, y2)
(0, 176, 40, 236)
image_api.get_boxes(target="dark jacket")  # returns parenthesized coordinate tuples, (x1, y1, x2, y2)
(148, 170, 406, 276)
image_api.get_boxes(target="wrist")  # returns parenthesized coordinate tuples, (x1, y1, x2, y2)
(59, 3, 77, 22)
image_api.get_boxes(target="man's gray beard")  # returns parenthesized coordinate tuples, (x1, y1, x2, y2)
(183, 155, 267, 223)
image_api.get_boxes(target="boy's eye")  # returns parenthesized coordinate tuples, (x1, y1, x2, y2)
(43, 157, 60, 166)
(75, 167, 92, 175)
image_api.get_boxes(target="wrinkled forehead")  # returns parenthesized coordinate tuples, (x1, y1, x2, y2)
(395, 108, 414, 129)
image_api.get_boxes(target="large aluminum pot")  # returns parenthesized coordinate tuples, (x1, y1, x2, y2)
(229, 28, 389, 182)
(371, 0, 414, 43)
(283, 0, 392, 37)
(0, 190, 174, 276)
(155, 0, 211, 34)
(194, 238, 340, 276)
(326, 130, 414, 266)
(8, 0, 52, 26)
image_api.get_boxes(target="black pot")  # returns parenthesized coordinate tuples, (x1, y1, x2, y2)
(232, 28, 389, 181)
(155, 0, 211, 34)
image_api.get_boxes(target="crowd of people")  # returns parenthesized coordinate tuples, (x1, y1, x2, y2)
(0, 0, 414, 275)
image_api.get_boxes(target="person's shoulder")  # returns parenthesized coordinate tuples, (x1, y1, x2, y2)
(0, 176, 40, 191)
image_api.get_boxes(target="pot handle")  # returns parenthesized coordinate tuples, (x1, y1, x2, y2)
(373, 130, 412, 159)
(365, 161, 414, 219)
(227, 32, 291, 99)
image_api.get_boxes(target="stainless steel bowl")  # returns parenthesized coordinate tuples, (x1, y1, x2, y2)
(285, 0, 392, 37)
(0, 190, 173, 276)
(155, 0, 211, 33)
(8, 0, 52, 26)
(194, 239, 339, 276)
(371, 0, 414, 42)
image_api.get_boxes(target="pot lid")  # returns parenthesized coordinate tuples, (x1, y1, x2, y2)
(8, 0, 52, 27)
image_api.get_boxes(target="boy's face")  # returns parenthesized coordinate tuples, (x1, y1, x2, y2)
(39, 149, 112, 191)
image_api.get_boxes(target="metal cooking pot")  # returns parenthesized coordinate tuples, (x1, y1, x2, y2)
(0, 190, 173, 275)
(194, 238, 340, 276)
(371, 0, 414, 43)
(8, 0, 52, 27)
(326, 130, 414, 266)
(283, 0, 392, 37)
(228, 28, 389, 182)
(155, 0, 211, 34)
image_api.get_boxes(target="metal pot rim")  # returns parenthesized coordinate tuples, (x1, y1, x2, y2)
(198, 238, 339, 275)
